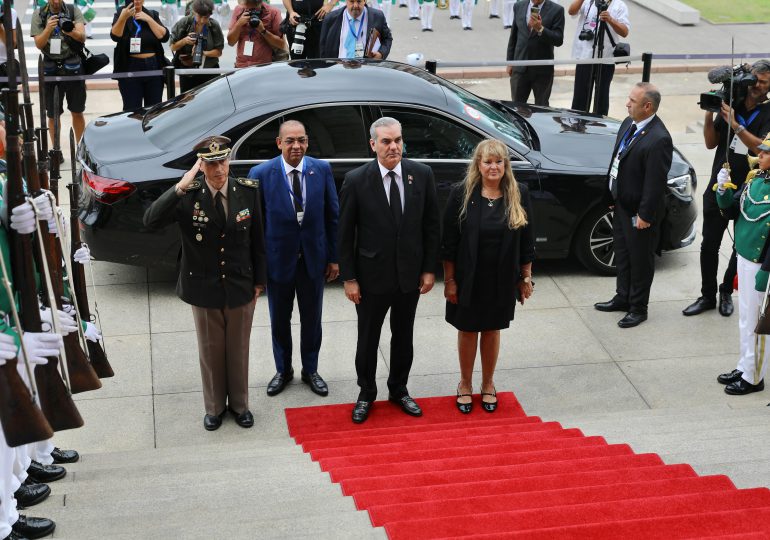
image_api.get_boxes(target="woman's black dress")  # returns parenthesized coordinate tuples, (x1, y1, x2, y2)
(446, 197, 515, 332)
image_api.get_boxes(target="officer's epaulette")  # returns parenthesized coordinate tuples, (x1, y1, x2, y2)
(746, 169, 763, 185)
(236, 177, 259, 189)
(186, 180, 203, 191)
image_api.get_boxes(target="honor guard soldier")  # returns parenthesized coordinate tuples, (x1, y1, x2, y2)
(715, 136, 770, 395)
(144, 136, 267, 431)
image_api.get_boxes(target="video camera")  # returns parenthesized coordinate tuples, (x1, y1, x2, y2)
(699, 64, 758, 112)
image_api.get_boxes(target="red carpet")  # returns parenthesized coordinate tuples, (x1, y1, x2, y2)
(284, 393, 770, 539)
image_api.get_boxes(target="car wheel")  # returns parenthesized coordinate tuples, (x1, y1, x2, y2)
(574, 207, 617, 276)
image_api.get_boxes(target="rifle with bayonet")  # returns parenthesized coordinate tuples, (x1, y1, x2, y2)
(67, 130, 112, 378)
(15, 24, 100, 394)
(4, 2, 83, 431)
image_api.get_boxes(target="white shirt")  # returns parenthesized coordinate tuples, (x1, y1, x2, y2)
(571, 0, 629, 59)
(378, 161, 404, 211)
(0, 9, 17, 64)
(338, 8, 368, 59)
(282, 156, 306, 208)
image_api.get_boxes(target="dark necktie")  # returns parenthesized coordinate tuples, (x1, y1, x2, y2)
(214, 192, 226, 224)
(291, 170, 303, 213)
(388, 171, 402, 226)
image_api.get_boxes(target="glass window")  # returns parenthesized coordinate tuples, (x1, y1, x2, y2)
(381, 107, 483, 160)
(236, 118, 282, 161)
(143, 78, 235, 150)
(285, 106, 369, 159)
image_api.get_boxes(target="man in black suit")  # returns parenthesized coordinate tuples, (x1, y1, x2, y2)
(506, 0, 564, 106)
(144, 136, 267, 430)
(338, 117, 441, 424)
(594, 82, 673, 328)
(318, 0, 393, 59)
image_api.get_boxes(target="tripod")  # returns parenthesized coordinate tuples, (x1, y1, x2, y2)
(582, 13, 614, 115)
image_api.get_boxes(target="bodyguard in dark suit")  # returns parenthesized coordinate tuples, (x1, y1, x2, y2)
(318, 0, 393, 59)
(338, 117, 441, 424)
(506, 0, 564, 106)
(247, 120, 339, 398)
(594, 82, 673, 328)
(144, 136, 267, 430)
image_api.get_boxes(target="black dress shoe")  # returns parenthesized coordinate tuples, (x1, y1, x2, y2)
(4, 530, 28, 539)
(480, 387, 498, 413)
(719, 291, 734, 317)
(456, 384, 472, 414)
(301, 370, 329, 396)
(682, 296, 716, 316)
(266, 369, 294, 396)
(450, 14, 459, 19)
(231, 409, 254, 428)
(725, 378, 765, 395)
(50, 447, 79, 464)
(463, 26, 472, 30)
(12, 515, 55, 539)
(26, 461, 65, 483)
(617, 312, 647, 328)
(389, 394, 423, 417)
(203, 412, 224, 431)
(14, 479, 50, 509)
(489, 13, 499, 18)
(594, 298, 630, 312)
(717, 369, 743, 385)
(409, 16, 419, 20)
(352, 401, 372, 424)
(503, 25, 511, 29)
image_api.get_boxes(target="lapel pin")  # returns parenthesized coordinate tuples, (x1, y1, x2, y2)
(194, 202, 200, 209)
(309, 170, 314, 175)
(408, 174, 413, 184)
(195, 233, 203, 242)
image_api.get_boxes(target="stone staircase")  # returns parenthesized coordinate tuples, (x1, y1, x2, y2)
(30, 437, 387, 539)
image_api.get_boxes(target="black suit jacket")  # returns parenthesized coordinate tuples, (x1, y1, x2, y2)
(337, 158, 440, 295)
(606, 115, 674, 223)
(441, 183, 536, 308)
(319, 6, 393, 59)
(143, 176, 267, 309)
(506, 0, 565, 75)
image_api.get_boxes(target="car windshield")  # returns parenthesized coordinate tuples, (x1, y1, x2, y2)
(439, 82, 529, 149)
(142, 78, 236, 150)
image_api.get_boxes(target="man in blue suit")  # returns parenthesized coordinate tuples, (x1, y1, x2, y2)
(248, 120, 339, 397)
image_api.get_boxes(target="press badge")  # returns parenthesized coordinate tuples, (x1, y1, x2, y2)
(296, 211, 304, 225)
(49, 37, 62, 55)
(730, 134, 749, 155)
(355, 42, 364, 58)
(130, 37, 141, 53)
(243, 40, 254, 57)
(609, 155, 620, 182)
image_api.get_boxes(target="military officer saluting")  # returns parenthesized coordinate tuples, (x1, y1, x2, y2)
(715, 134, 770, 396)
(144, 136, 267, 431)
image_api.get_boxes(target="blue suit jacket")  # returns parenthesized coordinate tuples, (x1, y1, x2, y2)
(248, 156, 339, 284)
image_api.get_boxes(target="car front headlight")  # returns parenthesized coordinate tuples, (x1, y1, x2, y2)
(667, 174, 693, 201)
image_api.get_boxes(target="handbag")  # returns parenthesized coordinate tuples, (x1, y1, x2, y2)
(607, 32, 630, 63)
(756, 277, 770, 334)
(81, 46, 110, 75)
(271, 38, 290, 62)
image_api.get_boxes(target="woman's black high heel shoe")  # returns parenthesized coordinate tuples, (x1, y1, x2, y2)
(456, 384, 473, 414)
(481, 386, 498, 413)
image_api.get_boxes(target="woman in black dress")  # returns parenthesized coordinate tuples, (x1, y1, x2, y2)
(441, 139, 535, 413)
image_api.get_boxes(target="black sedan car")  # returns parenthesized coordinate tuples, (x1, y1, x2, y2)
(76, 60, 697, 274)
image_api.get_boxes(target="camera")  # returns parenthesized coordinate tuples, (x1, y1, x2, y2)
(248, 8, 262, 28)
(699, 64, 758, 112)
(191, 32, 205, 67)
(290, 15, 312, 57)
(594, 0, 610, 11)
(578, 29, 595, 41)
(58, 10, 74, 33)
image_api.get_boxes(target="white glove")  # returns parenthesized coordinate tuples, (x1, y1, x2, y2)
(9, 201, 36, 234)
(39, 306, 78, 336)
(74, 245, 91, 265)
(0, 332, 17, 362)
(716, 168, 731, 192)
(20, 332, 63, 365)
(84, 321, 102, 343)
(32, 192, 54, 225)
(54, 210, 68, 238)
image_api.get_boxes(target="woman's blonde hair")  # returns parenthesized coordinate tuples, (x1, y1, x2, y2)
(459, 139, 528, 230)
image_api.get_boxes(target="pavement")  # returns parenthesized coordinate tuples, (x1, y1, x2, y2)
(11, 3, 770, 538)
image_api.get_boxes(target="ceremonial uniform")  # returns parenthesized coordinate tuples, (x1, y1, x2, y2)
(717, 164, 770, 392)
(418, 0, 435, 30)
(143, 137, 267, 430)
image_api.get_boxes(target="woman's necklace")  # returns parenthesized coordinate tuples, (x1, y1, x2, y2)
(482, 189, 501, 207)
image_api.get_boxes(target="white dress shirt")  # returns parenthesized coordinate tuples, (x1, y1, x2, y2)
(282, 156, 307, 208)
(378, 161, 404, 211)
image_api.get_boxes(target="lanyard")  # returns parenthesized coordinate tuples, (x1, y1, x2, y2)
(347, 9, 366, 43)
(736, 109, 760, 128)
(618, 124, 640, 155)
(132, 19, 141, 37)
(286, 168, 305, 211)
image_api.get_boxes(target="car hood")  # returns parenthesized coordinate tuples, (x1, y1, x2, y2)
(82, 112, 165, 167)
(501, 101, 622, 170)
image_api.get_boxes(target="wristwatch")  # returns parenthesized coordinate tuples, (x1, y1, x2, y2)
(536, 28, 543, 36)
(521, 276, 532, 284)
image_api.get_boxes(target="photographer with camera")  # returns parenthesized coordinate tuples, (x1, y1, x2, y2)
(170, 0, 224, 92)
(31, 0, 88, 144)
(683, 60, 770, 319)
(227, 0, 283, 67)
(568, 0, 629, 116)
(281, 0, 333, 59)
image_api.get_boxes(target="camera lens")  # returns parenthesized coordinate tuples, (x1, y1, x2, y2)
(61, 19, 74, 32)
